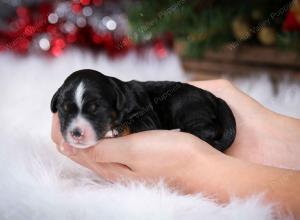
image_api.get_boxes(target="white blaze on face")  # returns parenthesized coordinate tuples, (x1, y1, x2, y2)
(66, 81, 98, 149)
(75, 81, 85, 111)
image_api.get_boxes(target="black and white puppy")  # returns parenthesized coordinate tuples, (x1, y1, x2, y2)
(51, 69, 236, 151)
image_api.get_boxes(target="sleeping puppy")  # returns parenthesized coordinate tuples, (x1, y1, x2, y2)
(51, 69, 236, 151)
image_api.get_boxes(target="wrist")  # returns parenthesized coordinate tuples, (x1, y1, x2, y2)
(184, 150, 253, 202)
(182, 145, 231, 199)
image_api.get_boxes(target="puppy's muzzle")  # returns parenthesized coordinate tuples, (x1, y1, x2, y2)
(71, 127, 84, 140)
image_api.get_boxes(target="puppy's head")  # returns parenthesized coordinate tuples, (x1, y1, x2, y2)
(51, 69, 125, 148)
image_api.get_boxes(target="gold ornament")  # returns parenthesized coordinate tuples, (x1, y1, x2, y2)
(258, 27, 276, 46)
(232, 16, 251, 41)
(251, 9, 263, 21)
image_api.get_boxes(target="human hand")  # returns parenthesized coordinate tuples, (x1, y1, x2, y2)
(49, 80, 235, 193)
(52, 78, 300, 174)
(189, 80, 300, 168)
(52, 112, 223, 193)
(51, 113, 300, 218)
(51, 79, 300, 217)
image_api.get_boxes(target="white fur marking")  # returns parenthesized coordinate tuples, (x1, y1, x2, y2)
(67, 114, 97, 149)
(75, 82, 85, 110)
(104, 129, 119, 138)
(104, 130, 114, 138)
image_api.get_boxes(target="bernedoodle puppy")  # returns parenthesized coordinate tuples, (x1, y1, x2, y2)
(51, 69, 236, 151)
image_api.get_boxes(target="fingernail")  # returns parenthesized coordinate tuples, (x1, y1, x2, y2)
(60, 145, 65, 152)
(59, 141, 77, 156)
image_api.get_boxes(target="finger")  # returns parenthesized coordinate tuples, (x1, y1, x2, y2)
(51, 113, 63, 145)
(80, 135, 135, 164)
(72, 155, 137, 182)
(57, 141, 91, 170)
(57, 140, 109, 175)
(88, 162, 137, 182)
(57, 135, 133, 165)
(68, 150, 136, 182)
(78, 130, 185, 164)
(56, 140, 114, 173)
(57, 140, 78, 156)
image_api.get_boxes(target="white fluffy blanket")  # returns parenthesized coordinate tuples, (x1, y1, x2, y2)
(0, 50, 298, 220)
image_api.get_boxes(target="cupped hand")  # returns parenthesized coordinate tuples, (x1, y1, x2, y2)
(51, 79, 300, 186)
(190, 80, 300, 168)
(51, 79, 300, 217)
(52, 112, 223, 193)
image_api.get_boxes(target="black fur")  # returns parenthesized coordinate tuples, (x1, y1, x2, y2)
(51, 69, 236, 151)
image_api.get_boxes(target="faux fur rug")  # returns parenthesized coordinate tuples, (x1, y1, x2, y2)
(0, 49, 298, 220)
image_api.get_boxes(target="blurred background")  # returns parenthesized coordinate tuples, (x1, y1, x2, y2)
(1, 2, 299, 218)
(0, 0, 299, 117)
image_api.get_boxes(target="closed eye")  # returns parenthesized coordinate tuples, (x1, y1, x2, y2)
(88, 103, 98, 113)
(62, 102, 77, 113)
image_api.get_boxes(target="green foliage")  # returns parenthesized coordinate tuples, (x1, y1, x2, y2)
(127, 0, 300, 58)
(277, 32, 300, 52)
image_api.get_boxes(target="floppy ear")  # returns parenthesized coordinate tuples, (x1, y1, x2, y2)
(109, 79, 126, 124)
(115, 85, 126, 111)
(109, 79, 126, 111)
(50, 87, 61, 113)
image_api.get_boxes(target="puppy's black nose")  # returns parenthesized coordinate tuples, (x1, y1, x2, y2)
(71, 128, 83, 138)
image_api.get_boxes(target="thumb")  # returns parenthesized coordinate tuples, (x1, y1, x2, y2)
(85, 130, 184, 163)
(57, 137, 131, 165)
(78, 135, 135, 164)
(58, 140, 78, 156)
